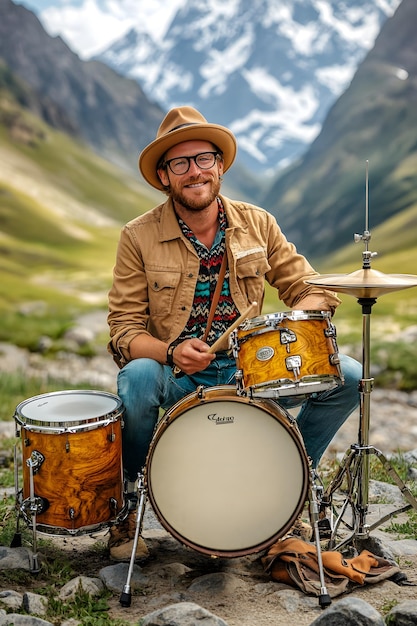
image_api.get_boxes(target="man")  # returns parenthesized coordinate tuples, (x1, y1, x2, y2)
(107, 106, 361, 561)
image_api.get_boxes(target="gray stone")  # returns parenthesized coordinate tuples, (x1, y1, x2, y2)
(147, 592, 190, 609)
(188, 572, 246, 594)
(140, 601, 229, 625)
(0, 615, 53, 626)
(0, 546, 32, 570)
(158, 562, 192, 581)
(0, 589, 23, 610)
(23, 591, 48, 616)
(268, 588, 318, 612)
(369, 480, 406, 506)
(58, 575, 104, 600)
(386, 600, 417, 625)
(98, 562, 149, 593)
(310, 596, 385, 625)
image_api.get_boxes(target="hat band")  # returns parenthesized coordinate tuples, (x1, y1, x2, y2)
(168, 122, 198, 133)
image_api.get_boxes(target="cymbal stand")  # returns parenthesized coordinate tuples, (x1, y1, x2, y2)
(321, 249, 417, 550)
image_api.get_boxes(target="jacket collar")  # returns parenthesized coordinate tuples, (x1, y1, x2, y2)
(158, 194, 249, 243)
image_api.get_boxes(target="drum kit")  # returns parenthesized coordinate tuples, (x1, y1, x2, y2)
(11, 171, 417, 610)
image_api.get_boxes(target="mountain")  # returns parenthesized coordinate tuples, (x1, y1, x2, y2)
(0, 0, 164, 173)
(0, 61, 161, 347)
(262, 0, 417, 261)
(96, 0, 400, 175)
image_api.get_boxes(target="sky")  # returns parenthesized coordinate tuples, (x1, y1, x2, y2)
(15, 0, 187, 58)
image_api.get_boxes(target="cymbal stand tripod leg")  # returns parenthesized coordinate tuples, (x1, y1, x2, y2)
(321, 298, 417, 550)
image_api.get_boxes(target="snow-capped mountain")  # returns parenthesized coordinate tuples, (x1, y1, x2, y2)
(96, 0, 400, 174)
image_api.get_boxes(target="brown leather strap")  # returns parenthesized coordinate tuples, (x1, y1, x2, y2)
(202, 253, 228, 343)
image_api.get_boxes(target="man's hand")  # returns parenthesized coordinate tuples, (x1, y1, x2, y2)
(171, 338, 215, 374)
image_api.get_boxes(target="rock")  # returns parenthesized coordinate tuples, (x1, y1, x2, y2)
(0, 546, 33, 571)
(309, 596, 385, 624)
(386, 599, 417, 625)
(58, 575, 104, 600)
(22, 591, 48, 616)
(98, 562, 149, 593)
(140, 601, 229, 625)
(0, 589, 23, 610)
(187, 572, 247, 594)
(0, 616, 53, 625)
(267, 588, 318, 612)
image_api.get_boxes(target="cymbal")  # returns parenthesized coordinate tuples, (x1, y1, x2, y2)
(306, 268, 417, 298)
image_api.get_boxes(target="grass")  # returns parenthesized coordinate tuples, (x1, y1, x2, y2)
(0, 487, 132, 625)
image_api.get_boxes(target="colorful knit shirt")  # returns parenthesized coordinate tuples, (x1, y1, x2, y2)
(177, 198, 239, 346)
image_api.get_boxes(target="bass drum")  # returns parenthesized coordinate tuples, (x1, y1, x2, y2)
(146, 386, 309, 558)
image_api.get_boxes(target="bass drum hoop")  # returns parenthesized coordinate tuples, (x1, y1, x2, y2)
(146, 386, 309, 558)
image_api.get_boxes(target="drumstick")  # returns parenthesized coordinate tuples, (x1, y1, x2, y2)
(207, 302, 257, 354)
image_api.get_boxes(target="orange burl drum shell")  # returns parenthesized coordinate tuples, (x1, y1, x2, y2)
(236, 310, 343, 398)
(146, 386, 309, 558)
(15, 390, 124, 534)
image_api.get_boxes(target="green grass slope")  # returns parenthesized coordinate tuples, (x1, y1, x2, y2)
(0, 87, 160, 348)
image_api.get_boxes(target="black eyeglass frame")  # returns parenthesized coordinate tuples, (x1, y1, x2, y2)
(162, 151, 221, 175)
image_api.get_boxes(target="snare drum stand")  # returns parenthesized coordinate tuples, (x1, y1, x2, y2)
(320, 259, 417, 551)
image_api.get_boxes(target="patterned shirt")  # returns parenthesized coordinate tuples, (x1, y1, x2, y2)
(177, 198, 239, 346)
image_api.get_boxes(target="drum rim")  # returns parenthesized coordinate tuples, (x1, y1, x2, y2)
(14, 389, 123, 432)
(239, 309, 331, 332)
(146, 385, 309, 558)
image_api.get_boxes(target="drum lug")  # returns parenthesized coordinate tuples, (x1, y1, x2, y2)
(196, 385, 206, 400)
(108, 432, 116, 442)
(324, 323, 337, 338)
(329, 353, 341, 365)
(280, 328, 297, 345)
(286, 355, 301, 378)
(234, 370, 247, 396)
(26, 450, 45, 474)
(21, 495, 49, 517)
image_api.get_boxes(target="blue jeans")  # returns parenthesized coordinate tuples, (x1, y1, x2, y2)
(117, 353, 361, 481)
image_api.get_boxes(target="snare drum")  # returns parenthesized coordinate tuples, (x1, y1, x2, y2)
(232, 310, 343, 398)
(15, 390, 124, 535)
(146, 386, 309, 557)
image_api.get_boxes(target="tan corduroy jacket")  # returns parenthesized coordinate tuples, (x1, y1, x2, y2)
(107, 195, 340, 367)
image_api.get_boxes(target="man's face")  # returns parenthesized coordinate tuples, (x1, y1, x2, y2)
(157, 140, 224, 211)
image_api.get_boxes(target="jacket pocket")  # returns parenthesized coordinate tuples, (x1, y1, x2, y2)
(236, 253, 271, 304)
(147, 269, 181, 316)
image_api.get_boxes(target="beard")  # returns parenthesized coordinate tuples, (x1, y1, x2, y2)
(170, 175, 221, 212)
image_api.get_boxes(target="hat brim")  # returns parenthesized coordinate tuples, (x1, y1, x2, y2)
(139, 123, 237, 190)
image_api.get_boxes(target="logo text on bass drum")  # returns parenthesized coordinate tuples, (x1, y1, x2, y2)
(207, 413, 235, 425)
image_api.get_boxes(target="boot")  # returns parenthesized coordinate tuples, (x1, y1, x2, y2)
(108, 510, 149, 562)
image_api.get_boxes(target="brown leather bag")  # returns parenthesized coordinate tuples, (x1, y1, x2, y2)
(262, 537, 400, 598)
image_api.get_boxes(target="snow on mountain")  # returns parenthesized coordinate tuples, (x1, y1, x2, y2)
(96, 0, 401, 174)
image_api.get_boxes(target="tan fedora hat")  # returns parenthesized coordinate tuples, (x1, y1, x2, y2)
(139, 106, 237, 190)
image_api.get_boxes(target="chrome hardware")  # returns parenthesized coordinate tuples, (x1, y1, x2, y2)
(280, 328, 297, 345)
(26, 450, 45, 474)
(285, 355, 301, 378)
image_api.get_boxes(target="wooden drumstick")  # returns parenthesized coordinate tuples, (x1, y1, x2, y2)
(207, 301, 257, 354)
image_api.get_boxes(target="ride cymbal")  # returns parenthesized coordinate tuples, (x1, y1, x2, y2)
(306, 268, 417, 298)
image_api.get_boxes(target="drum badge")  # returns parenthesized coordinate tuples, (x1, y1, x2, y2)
(256, 346, 275, 361)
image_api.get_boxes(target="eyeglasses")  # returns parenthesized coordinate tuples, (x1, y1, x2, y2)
(163, 151, 220, 175)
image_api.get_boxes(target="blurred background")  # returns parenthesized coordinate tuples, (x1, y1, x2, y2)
(1, 0, 417, 421)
